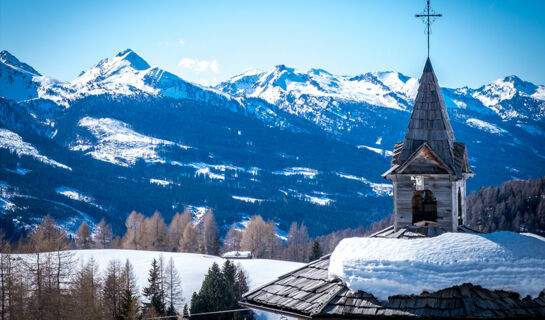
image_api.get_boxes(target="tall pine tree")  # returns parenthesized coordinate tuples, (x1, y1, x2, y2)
(142, 258, 165, 316)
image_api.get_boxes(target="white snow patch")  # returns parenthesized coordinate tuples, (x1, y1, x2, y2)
(55, 186, 102, 210)
(337, 173, 393, 197)
(358, 145, 393, 157)
(279, 188, 334, 206)
(149, 179, 172, 186)
(232, 195, 264, 203)
(304, 194, 333, 206)
(452, 100, 467, 108)
(73, 117, 179, 166)
(533, 86, 545, 100)
(328, 232, 545, 301)
(272, 167, 318, 179)
(0, 129, 71, 170)
(466, 118, 507, 134)
(183, 205, 209, 224)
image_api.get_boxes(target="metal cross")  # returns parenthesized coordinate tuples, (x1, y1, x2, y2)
(415, 0, 442, 57)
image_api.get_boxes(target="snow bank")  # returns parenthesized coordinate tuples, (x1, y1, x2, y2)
(328, 232, 545, 300)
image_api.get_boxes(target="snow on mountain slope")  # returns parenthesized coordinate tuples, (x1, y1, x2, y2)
(0, 128, 71, 170)
(0, 51, 41, 75)
(219, 65, 418, 111)
(71, 49, 236, 104)
(0, 50, 74, 105)
(55, 186, 103, 209)
(70, 116, 189, 166)
(466, 118, 507, 135)
(0, 51, 41, 101)
(470, 76, 545, 120)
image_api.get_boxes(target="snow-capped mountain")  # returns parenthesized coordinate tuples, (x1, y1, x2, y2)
(219, 65, 419, 110)
(1, 49, 544, 239)
(71, 49, 235, 104)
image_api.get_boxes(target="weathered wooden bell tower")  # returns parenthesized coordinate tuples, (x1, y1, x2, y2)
(382, 58, 474, 232)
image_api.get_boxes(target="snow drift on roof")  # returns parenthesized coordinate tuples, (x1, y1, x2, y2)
(328, 232, 545, 301)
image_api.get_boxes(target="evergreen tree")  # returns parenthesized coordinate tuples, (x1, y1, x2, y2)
(190, 262, 253, 320)
(309, 239, 322, 261)
(143, 258, 165, 316)
(190, 262, 229, 320)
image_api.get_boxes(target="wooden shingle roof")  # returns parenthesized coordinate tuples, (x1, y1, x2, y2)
(396, 58, 461, 177)
(241, 227, 545, 319)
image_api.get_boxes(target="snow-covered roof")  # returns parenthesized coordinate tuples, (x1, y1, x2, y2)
(222, 251, 252, 258)
(328, 231, 545, 301)
(241, 228, 545, 319)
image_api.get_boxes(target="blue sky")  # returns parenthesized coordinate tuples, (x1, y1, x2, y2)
(1, 0, 544, 87)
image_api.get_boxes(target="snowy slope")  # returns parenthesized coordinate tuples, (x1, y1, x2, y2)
(72, 250, 303, 313)
(328, 232, 545, 300)
(70, 116, 190, 167)
(0, 128, 70, 170)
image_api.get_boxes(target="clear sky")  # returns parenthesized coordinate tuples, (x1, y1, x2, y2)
(1, 0, 544, 88)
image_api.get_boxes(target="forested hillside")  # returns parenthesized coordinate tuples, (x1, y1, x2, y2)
(466, 176, 545, 234)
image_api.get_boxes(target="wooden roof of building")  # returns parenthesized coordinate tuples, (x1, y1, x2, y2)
(386, 58, 472, 178)
(240, 226, 545, 319)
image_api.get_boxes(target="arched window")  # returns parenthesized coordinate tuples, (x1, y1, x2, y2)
(412, 190, 437, 225)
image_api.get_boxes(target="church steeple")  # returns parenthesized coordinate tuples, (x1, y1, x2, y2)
(382, 58, 474, 232)
(398, 58, 456, 173)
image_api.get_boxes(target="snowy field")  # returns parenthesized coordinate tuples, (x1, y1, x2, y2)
(72, 250, 303, 316)
(329, 231, 545, 301)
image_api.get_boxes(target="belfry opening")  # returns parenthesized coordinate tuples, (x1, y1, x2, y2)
(411, 190, 438, 225)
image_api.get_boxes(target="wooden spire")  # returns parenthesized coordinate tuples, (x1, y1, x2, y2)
(398, 58, 456, 172)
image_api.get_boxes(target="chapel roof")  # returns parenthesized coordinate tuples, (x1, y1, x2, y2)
(391, 58, 469, 177)
(240, 226, 545, 319)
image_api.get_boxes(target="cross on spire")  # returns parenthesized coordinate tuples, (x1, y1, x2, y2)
(415, 0, 442, 57)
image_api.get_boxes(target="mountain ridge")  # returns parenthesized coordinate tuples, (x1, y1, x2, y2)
(1, 49, 544, 238)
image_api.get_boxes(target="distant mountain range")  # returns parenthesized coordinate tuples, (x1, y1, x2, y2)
(1, 49, 544, 238)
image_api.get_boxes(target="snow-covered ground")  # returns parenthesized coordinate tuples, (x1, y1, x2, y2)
(328, 232, 545, 301)
(272, 167, 319, 179)
(72, 250, 303, 316)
